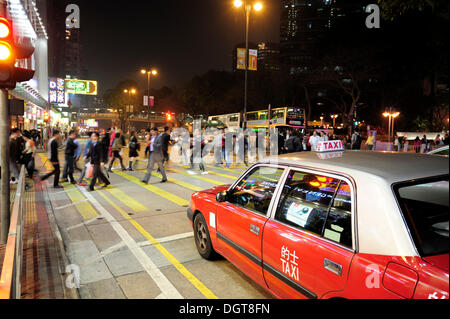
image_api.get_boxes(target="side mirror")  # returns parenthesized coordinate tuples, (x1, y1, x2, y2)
(216, 191, 228, 203)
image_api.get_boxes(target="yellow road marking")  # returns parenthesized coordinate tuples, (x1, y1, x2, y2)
(97, 191, 218, 299)
(168, 168, 226, 186)
(64, 184, 100, 220)
(39, 153, 54, 171)
(104, 185, 148, 213)
(114, 171, 190, 207)
(203, 166, 241, 180)
(39, 153, 99, 220)
(130, 169, 204, 192)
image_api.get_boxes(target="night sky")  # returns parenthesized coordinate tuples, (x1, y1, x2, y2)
(77, 0, 280, 95)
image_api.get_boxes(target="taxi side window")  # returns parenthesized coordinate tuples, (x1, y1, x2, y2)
(228, 166, 284, 215)
(275, 171, 353, 248)
(323, 182, 353, 248)
(275, 171, 341, 236)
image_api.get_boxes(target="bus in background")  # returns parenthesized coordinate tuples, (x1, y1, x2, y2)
(208, 113, 241, 132)
(246, 107, 305, 133)
(208, 107, 306, 134)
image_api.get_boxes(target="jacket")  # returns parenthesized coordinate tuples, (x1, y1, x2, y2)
(65, 138, 77, 157)
(49, 138, 59, 163)
(86, 141, 106, 165)
(149, 134, 164, 161)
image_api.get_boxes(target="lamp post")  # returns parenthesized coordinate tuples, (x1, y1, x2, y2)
(123, 89, 136, 132)
(331, 114, 338, 128)
(140, 68, 158, 129)
(383, 108, 400, 151)
(233, 0, 263, 130)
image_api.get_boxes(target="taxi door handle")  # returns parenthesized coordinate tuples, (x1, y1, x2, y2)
(324, 258, 343, 276)
(250, 224, 260, 236)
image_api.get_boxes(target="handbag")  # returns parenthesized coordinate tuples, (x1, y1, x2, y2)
(86, 163, 94, 178)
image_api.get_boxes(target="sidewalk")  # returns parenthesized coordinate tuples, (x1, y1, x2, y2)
(0, 176, 75, 299)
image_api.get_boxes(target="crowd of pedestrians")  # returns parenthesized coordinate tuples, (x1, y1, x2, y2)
(277, 128, 363, 153)
(2, 126, 448, 192)
(0, 126, 174, 192)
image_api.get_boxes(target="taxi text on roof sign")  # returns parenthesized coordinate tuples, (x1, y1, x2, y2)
(316, 140, 344, 153)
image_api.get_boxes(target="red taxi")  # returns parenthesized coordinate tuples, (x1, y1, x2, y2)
(187, 142, 449, 299)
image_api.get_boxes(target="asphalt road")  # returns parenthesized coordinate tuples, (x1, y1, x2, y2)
(36, 143, 273, 299)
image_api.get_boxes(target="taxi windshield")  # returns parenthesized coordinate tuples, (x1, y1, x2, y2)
(394, 176, 449, 257)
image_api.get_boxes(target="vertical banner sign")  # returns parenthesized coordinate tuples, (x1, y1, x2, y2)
(249, 49, 258, 71)
(143, 96, 154, 107)
(237, 48, 257, 71)
(49, 78, 66, 104)
(237, 48, 246, 70)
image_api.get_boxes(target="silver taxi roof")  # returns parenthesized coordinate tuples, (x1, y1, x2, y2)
(263, 151, 449, 184)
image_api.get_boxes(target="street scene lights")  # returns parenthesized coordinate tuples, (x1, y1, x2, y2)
(383, 109, 401, 151)
(253, 2, 263, 11)
(123, 89, 137, 131)
(331, 114, 339, 128)
(140, 68, 158, 128)
(233, 0, 263, 130)
(123, 89, 136, 95)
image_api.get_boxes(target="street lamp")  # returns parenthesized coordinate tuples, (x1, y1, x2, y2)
(383, 108, 400, 151)
(320, 116, 324, 127)
(123, 89, 137, 131)
(330, 114, 339, 128)
(140, 68, 158, 128)
(233, 0, 263, 130)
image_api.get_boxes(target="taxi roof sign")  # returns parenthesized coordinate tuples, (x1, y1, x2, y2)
(316, 140, 345, 153)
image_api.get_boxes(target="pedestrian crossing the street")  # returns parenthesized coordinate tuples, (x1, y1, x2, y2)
(38, 150, 248, 217)
(31, 142, 273, 300)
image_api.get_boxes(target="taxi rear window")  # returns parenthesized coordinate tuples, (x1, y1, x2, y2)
(394, 176, 449, 257)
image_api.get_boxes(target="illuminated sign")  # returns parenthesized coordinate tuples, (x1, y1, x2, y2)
(49, 78, 66, 104)
(316, 140, 344, 153)
(65, 79, 98, 95)
(83, 119, 98, 127)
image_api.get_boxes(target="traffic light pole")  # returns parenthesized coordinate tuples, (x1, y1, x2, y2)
(0, 0, 10, 244)
(0, 88, 10, 244)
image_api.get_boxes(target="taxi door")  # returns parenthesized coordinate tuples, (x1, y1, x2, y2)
(262, 169, 356, 299)
(216, 165, 286, 289)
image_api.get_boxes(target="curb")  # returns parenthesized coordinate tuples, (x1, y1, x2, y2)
(42, 182, 80, 299)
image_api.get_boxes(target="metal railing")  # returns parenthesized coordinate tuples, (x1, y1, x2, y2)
(0, 166, 25, 299)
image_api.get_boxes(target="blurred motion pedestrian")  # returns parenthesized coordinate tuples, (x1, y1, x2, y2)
(40, 130, 62, 188)
(86, 132, 110, 191)
(128, 130, 139, 171)
(142, 128, 168, 184)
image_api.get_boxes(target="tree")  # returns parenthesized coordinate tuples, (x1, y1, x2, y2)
(103, 80, 139, 130)
(181, 71, 240, 117)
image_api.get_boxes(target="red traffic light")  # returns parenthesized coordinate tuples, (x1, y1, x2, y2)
(0, 17, 13, 62)
(0, 15, 35, 89)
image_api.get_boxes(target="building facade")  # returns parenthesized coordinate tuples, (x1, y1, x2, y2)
(6, 0, 49, 131)
(47, 0, 83, 79)
(280, 0, 367, 75)
(257, 42, 280, 72)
